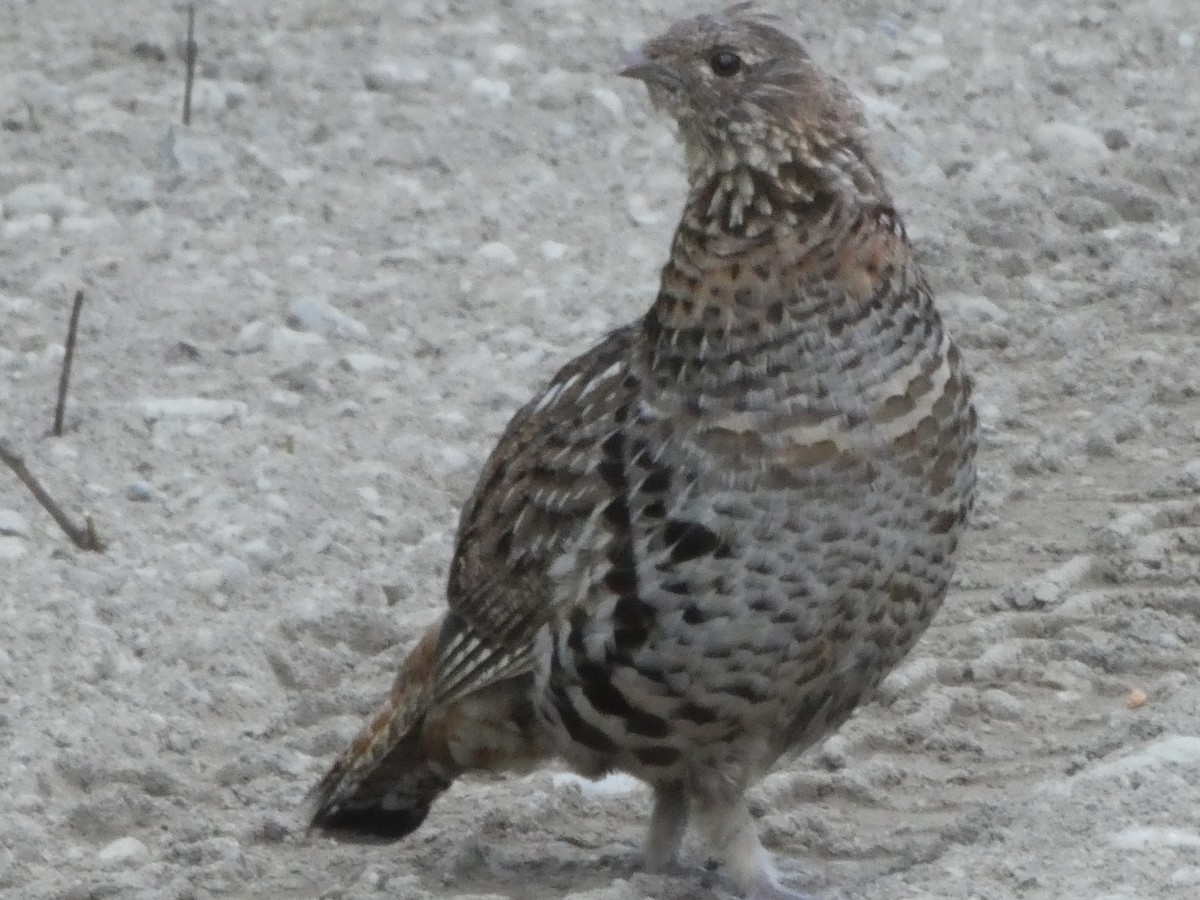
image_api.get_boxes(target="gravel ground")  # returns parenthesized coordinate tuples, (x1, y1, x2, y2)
(2, 2, 1199, 898)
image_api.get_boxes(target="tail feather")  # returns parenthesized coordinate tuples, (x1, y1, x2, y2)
(307, 623, 451, 842)
(306, 617, 552, 842)
(307, 741, 453, 842)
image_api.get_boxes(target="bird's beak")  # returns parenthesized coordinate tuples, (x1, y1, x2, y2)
(618, 46, 678, 90)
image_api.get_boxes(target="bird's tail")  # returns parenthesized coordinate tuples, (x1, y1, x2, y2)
(307, 622, 452, 840)
(307, 617, 549, 841)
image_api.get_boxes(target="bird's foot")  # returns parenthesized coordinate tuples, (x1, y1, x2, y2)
(692, 795, 816, 900)
(745, 871, 815, 900)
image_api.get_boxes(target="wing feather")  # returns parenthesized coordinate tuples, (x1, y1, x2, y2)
(425, 326, 639, 703)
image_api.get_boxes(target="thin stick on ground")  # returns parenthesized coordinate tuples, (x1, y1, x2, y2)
(182, 4, 197, 126)
(0, 442, 104, 552)
(53, 289, 85, 437)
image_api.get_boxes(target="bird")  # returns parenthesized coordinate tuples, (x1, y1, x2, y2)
(307, 7, 978, 899)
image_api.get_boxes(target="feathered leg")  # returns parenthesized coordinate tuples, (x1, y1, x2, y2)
(643, 782, 689, 871)
(692, 794, 812, 900)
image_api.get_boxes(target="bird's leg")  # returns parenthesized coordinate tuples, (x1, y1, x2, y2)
(643, 782, 689, 871)
(692, 795, 812, 900)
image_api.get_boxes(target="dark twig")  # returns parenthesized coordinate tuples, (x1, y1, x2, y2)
(0, 442, 104, 552)
(53, 289, 85, 437)
(182, 4, 197, 126)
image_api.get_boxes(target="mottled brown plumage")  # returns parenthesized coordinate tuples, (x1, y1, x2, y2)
(308, 8, 977, 898)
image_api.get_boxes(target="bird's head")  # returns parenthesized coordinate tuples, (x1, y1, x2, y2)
(621, 6, 871, 181)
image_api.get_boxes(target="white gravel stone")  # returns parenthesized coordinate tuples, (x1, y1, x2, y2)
(97, 836, 148, 863)
(591, 86, 624, 117)
(906, 54, 951, 81)
(241, 539, 277, 572)
(945, 292, 1008, 324)
(285, 297, 369, 342)
(552, 771, 643, 797)
(111, 175, 155, 213)
(184, 568, 225, 595)
(140, 397, 248, 424)
(626, 193, 664, 227)
(1072, 736, 1200, 787)
(980, 688, 1024, 720)
(219, 554, 252, 585)
(1031, 121, 1110, 164)
(158, 126, 233, 179)
(2, 182, 84, 221)
(340, 352, 396, 375)
(266, 389, 303, 410)
(234, 320, 270, 353)
(0, 510, 30, 538)
(877, 656, 940, 704)
(475, 242, 518, 267)
(0, 536, 27, 560)
(470, 76, 512, 105)
(1112, 826, 1200, 850)
(870, 65, 906, 92)
(363, 61, 431, 92)
(1001, 555, 1094, 608)
(488, 43, 528, 67)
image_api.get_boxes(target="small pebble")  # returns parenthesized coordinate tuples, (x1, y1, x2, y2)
(0, 536, 27, 560)
(285, 297, 369, 341)
(0, 509, 30, 538)
(234, 320, 270, 353)
(1030, 121, 1109, 165)
(340, 352, 395, 375)
(488, 43, 527, 68)
(591, 87, 624, 117)
(626, 193, 664, 227)
(1112, 826, 1200, 850)
(219, 554, 252, 586)
(3, 182, 83, 221)
(267, 390, 303, 411)
(363, 61, 431, 92)
(241, 539, 277, 572)
(980, 688, 1023, 720)
(1102, 128, 1130, 151)
(877, 656, 940, 704)
(470, 76, 512, 105)
(870, 65, 906, 92)
(125, 481, 155, 502)
(111, 175, 155, 213)
(904, 55, 950, 82)
(97, 836, 148, 864)
(945, 292, 1007, 325)
(476, 242, 518, 267)
(184, 568, 224, 595)
(140, 397, 248, 424)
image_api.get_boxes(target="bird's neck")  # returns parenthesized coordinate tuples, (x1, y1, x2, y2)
(646, 131, 891, 331)
(681, 125, 888, 235)
(635, 132, 926, 411)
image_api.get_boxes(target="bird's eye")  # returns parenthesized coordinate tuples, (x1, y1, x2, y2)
(709, 49, 743, 78)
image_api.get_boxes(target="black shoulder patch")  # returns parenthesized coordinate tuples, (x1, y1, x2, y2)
(664, 519, 731, 564)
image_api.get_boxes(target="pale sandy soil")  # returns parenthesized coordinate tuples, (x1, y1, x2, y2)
(2, 2, 1200, 898)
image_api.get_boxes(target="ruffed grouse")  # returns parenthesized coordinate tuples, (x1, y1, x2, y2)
(308, 9, 978, 899)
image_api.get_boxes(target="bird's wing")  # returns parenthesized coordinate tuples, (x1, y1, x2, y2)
(428, 325, 640, 706)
